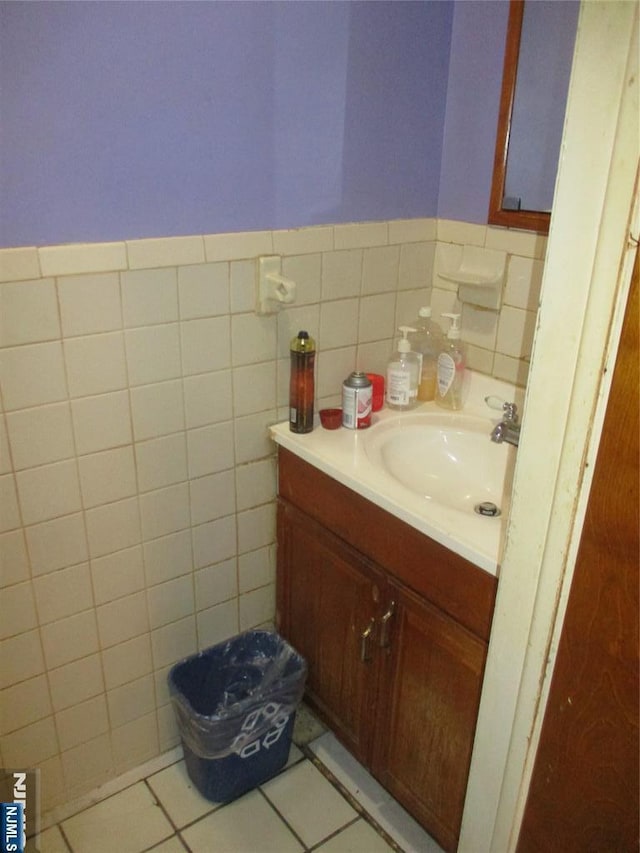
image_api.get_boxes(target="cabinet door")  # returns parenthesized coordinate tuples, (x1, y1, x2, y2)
(373, 583, 487, 853)
(277, 500, 382, 764)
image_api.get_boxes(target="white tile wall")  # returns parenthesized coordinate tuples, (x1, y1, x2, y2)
(195, 558, 238, 610)
(96, 591, 149, 648)
(143, 530, 192, 587)
(136, 433, 189, 493)
(16, 459, 82, 525)
(196, 599, 238, 649)
(147, 575, 194, 630)
(102, 634, 153, 691)
(126, 236, 205, 270)
(183, 370, 233, 429)
(58, 272, 122, 336)
(0, 474, 21, 532)
(26, 514, 88, 576)
(0, 278, 60, 346)
(71, 391, 132, 455)
(0, 341, 68, 410)
(55, 695, 110, 752)
(0, 530, 30, 587)
(0, 580, 38, 639)
(432, 219, 545, 386)
(189, 469, 236, 524)
(85, 497, 141, 559)
(38, 242, 127, 277)
(322, 249, 362, 300)
(40, 609, 99, 669)
(107, 675, 156, 728)
(90, 546, 145, 606)
(130, 379, 185, 441)
(125, 325, 182, 386)
(0, 675, 51, 736)
(64, 332, 128, 397)
(48, 654, 104, 713)
(32, 563, 93, 623)
(121, 268, 179, 328)
(59, 731, 113, 797)
(0, 217, 544, 813)
(0, 630, 45, 689)
(178, 262, 230, 318)
(0, 247, 41, 283)
(7, 403, 75, 470)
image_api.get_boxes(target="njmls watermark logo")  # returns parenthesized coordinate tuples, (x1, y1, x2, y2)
(1, 801, 23, 853)
(0, 770, 40, 853)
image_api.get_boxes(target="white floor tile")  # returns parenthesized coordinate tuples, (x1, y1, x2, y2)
(316, 818, 396, 852)
(38, 824, 71, 852)
(261, 759, 358, 848)
(61, 781, 173, 853)
(147, 759, 216, 829)
(147, 836, 188, 852)
(285, 741, 304, 768)
(310, 732, 443, 853)
(44, 731, 441, 853)
(181, 789, 303, 853)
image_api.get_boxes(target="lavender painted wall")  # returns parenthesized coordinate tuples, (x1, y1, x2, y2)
(0, 0, 452, 248)
(437, 1, 509, 224)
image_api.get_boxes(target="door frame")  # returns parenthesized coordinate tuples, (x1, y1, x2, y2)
(459, 4, 639, 851)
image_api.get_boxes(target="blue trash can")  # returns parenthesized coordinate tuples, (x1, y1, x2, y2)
(168, 630, 307, 803)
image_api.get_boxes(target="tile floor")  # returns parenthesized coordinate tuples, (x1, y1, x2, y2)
(36, 708, 443, 853)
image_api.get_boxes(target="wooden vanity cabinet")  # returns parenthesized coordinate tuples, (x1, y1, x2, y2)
(277, 500, 383, 766)
(372, 580, 488, 850)
(276, 448, 497, 852)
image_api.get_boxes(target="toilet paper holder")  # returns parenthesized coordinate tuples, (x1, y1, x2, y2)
(256, 256, 297, 315)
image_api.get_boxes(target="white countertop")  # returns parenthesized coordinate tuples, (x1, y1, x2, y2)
(270, 372, 522, 576)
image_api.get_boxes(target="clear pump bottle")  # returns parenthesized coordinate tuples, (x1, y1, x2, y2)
(410, 306, 444, 402)
(386, 326, 420, 410)
(436, 313, 466, 410)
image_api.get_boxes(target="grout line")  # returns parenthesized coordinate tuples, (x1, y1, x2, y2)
(174, 832, 192, 853)
(255, 785, 311, 852)
(140, 774, 191, 853)
(307, 816, 361, 851)
(141, 830, 188, 853)
(41, 747, 183, 829)
(49, 742, 404, 853)
(2, 220, 534, 825)
(57, 821, 74, 852)
(142, 776, 179, 835)
(299, 741, 405, 853)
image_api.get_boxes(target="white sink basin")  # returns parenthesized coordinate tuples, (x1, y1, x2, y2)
(363, 412, 515, 515)
(270, 371, 523, 574)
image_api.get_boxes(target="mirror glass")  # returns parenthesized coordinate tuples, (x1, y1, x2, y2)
(489, 0, 579, 234)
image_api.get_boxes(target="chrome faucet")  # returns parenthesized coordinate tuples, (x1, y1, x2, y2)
(490, 402, 520, 447)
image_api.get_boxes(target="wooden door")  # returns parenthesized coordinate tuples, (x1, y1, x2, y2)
(517, 253, 639, 851)
(374, 581, 488, 853)
(276, 500, 383, 765)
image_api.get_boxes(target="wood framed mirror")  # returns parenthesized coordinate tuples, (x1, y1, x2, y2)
(488, 0, 578, 235)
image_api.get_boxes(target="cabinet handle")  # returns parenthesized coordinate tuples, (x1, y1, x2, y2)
(379, 600, 396, 649)
(360, 618, 375, 662)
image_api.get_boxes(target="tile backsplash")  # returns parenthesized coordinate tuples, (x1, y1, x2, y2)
(0, 218, 544, 812)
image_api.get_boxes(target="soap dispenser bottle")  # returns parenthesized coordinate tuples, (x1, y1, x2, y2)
(386, 326, 420, 410)
(410, 306, 444, 402)
(436, 313, 466, 410)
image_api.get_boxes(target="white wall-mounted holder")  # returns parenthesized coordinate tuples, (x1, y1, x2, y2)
(438, 246, 507, 310)
(256, 255, 297, 315)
